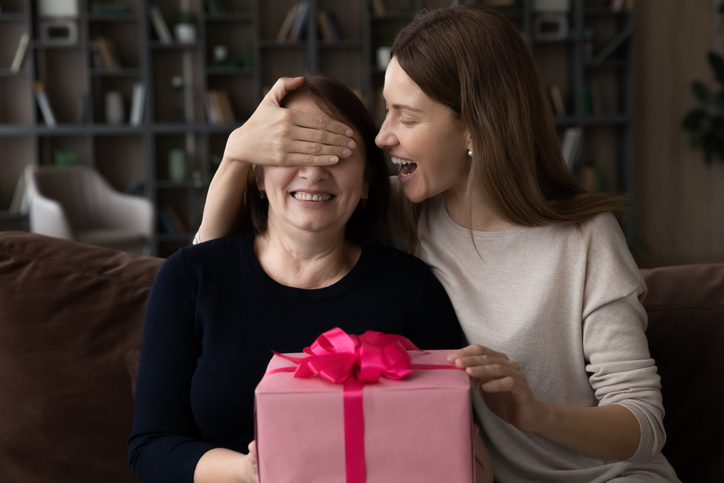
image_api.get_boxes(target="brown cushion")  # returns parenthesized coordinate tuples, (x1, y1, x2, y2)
(641, 264, 724, 483)
(0, 232, 163, 483)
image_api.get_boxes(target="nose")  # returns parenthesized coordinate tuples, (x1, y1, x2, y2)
(297, 165, 328, 184)
(375, 114, 397, 149)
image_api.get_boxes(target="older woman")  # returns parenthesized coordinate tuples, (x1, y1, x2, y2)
(127, 76, 462, 483)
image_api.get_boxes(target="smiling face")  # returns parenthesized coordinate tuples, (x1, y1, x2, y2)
(375, 57, 471, 204)
(258, 97, 369, 240)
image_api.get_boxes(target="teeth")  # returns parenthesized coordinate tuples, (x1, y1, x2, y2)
(391, 156, 415, 166)
(293, 192, 332, 201)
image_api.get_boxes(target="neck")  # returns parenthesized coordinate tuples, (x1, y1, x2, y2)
(254, 228, 360, 289)
(442, 186, 514, 232)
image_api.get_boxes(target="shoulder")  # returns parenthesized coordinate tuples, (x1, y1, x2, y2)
(362, 242, 436, 281)
(177, 232, 247, 266)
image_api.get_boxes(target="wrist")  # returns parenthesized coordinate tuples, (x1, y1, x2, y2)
(530, 401, 558, 437)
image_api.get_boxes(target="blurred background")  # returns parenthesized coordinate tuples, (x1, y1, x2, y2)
(0, 0, 720, 265)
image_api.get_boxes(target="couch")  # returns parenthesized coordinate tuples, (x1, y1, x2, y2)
(0, 231, 721, 482)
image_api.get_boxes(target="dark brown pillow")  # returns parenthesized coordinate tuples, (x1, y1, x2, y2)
(642, 264, 724, 483)
(0, 232, 163, 483)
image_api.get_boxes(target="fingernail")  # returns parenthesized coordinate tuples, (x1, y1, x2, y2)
(342, 149, 352, 157)
(329, 156, 339, 164)
(348, 140, 356, 149)
(346, 129, 353, 136)
(447, 354, 455, 361)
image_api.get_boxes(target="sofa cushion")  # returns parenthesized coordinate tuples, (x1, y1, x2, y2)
(0, 231, 163, 483)
(641, 264, 724, 483)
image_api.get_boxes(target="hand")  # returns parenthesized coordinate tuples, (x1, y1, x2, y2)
(239, 441, 258, 483)
(223, 77, 357, 167)
(473, 424, 494, 483)
(449, 345, 549, 434)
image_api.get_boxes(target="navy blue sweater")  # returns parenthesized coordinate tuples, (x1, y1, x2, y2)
(128, 233, 461, 482)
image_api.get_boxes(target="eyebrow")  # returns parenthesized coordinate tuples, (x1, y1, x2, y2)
(391, 103, 423, 113)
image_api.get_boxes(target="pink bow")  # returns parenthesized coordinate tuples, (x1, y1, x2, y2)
(278, 327, 420, 385)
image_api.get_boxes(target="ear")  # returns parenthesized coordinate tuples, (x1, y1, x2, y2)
(464, 129, 473, 152)
(253, 165, 265, 192)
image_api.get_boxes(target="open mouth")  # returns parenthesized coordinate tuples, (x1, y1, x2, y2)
(291, 192, 334, 202)
(391, 156, 417, 177)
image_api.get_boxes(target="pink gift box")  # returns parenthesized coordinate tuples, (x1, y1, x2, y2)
(255, 350, 474, 483)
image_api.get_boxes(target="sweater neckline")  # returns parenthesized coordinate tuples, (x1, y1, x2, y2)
(238, 233, 372, 301)
(432, 196, 526, 239)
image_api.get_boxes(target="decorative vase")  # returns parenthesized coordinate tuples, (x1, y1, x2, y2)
(168, 149, 186, 182)
(104, 90, 124, 124)
(175, 23, 196, 44)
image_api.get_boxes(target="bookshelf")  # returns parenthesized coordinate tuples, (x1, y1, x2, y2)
(0, 0, 635, 256)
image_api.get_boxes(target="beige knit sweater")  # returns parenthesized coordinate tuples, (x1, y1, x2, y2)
(388, 180, 680, 482)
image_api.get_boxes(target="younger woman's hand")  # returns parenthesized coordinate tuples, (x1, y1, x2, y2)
(449, 344, 550, 435)
(223, 77, 357, 167)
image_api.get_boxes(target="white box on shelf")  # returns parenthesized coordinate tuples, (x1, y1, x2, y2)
(38, 0, 79, 18)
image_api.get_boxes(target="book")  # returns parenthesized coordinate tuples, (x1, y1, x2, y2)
(34, 81, 57, 127)
(129, 83, 145, 125)
(164, 204, 186, 233)
(95, 37, 119, 71)
(323, 8, 342, 42)
(206, 90, 235, 124)
(11, 33, 30, 73)
(371, 0, 386, 16)
(157, 207, 176, 234)
(590, 26, 633, 65)
(9, 166, 33, 215)
(276, 4, 299, 43)
(317, 11, 334, 44)
(288, 1, 309, 43)
(150, 5, 173, 44)
(548, 84, 566, 116)
(560, 127, 582, 170)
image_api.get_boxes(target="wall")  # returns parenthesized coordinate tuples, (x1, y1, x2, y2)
(635, 0, 724, 267)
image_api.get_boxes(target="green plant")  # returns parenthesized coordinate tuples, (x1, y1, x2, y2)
(681, 3, 724, 164)
(176, 10, 195, 24)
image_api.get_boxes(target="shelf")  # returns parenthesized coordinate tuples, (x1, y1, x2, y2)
(0, 69, 30, 77)
(0, 13, 28, 22)
(205, 13, 253, 22)
(585, 59, 629, 69)
(0, 211, 27, 220)
(150, 42, 201, 50)
(206, 67, 254, 76)
(370, 12, 415, 22)
(319, 40, 364, 49)
(259, 40, 306, 49)
(34, 42, 86, 50)
(87, 13, 138, 22)
(585, 8, 632, 17)
(90, 68, 142, 77)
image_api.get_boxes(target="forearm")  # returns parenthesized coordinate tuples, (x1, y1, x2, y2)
(194, 448, 247, 483)
(534, 402, 640, 461)
(199, 156, 249, 242)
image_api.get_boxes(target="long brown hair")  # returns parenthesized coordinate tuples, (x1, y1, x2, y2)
(244, 75, 390, 243)
(391, 6, 623, 251)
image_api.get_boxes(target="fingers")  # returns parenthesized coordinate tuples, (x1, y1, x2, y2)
(447, 344, 509, 363)
(291, 110, 355, 138)
(248, 441, 257, 458)
(267, 77, 305, 106)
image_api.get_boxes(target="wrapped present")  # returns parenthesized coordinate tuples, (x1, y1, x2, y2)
(255, 328, 474, 483)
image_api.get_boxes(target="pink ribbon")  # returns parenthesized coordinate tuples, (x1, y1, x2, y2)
(268, 328, 460, 483)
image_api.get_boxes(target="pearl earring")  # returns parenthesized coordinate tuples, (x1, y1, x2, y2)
(467, 149, 473, 157)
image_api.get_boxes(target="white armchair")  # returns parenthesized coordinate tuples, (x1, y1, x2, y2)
(27, 166, 154, 254)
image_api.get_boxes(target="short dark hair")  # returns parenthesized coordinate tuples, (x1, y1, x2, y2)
(243, 75, 389, 243)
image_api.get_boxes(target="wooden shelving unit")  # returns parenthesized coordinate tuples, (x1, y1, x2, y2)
(0, 0, 635, 256)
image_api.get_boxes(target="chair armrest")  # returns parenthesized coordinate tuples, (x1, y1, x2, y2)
(29, 193, 74, 240)
(105, 193, 155, 237)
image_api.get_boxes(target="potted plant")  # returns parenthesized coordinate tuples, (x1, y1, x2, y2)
(174, 10, 196, 44)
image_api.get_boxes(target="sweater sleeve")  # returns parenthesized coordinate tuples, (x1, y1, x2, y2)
(580, 214, 666, 464)
(406, 268, 463, 351)
(128, 250, 216, 482)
